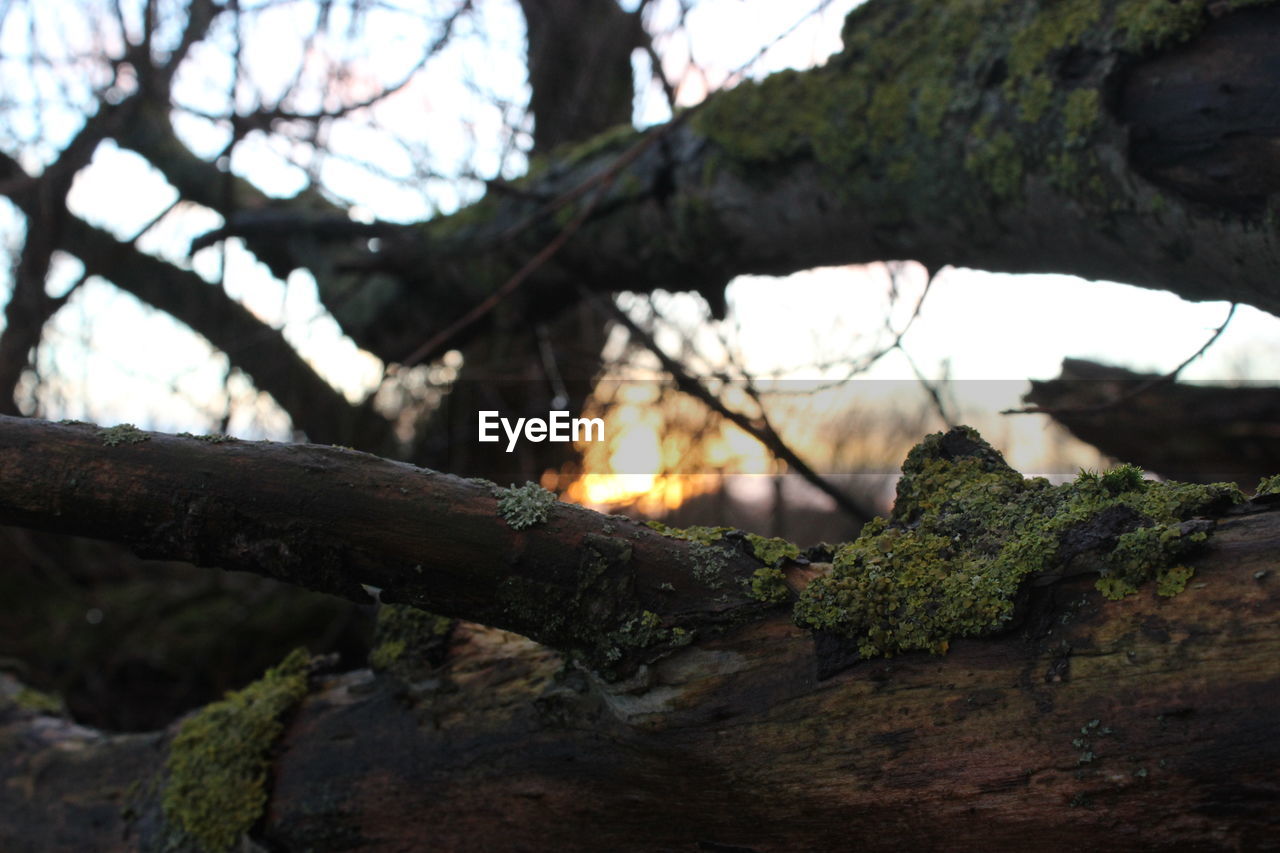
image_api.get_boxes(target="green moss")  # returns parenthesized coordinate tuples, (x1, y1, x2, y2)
(1063, 88, 1101, 146)
(1008, 0, 1100, 81)
(794, 427, 1242, 659)
(689, 0, 1261, 226)
(744, 533, 802, 566)
(493, 482, 558, 530)
(367, 638, 406, 670)
(690, 1, 998, 203)
(964, 126, 1023, 200)
(1018, 74, 1055, 124)
(11, 686, 64, 715)
(97, 424, 149, 446)
(557, 122, 643, 164)
(692, 69, 824, 166)
(749, 567, 790, 604)
(1255, 474, 1280, 497)
(645, 521, 733, 544)
(162, 648, 311, 852)
(1113, 0, 1276, 53)
(866, 81, 912, 151)
(1114, 0, 1207, 52)
(368, 604, 452, 674)
(914, 83, 954, 140)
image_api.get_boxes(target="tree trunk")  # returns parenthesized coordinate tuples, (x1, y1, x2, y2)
(2, 415, 1279, 849)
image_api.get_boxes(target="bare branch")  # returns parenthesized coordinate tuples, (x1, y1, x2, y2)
(588, 290, 875, 525)
(58, 216, 393, 448)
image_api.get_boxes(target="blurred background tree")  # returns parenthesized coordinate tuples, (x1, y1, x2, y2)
(1, 0, 1275, 731)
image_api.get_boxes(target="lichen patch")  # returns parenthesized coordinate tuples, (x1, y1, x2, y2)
(794, 427, 1242, 660)
(493, 482, 558, 530)
(161, 648, 311, 852)
(97, 423, 149, 447)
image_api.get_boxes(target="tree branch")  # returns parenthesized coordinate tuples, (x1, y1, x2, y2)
(588, 290, 875, 525)
(0, 415, 778, 676)
(57, 218, 393, 449)
(311, 1, 1280, 365)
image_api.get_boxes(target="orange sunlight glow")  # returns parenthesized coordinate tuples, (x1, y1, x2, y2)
(563, 384, 777, 514)
(558, 373, 1111, 518)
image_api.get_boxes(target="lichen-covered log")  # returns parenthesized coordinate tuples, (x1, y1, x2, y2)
(3, 415, 1280, 848)
(1, 415, 1244, 679)
(3, 503, 1279, 850)
(284, 0, 1280, 364)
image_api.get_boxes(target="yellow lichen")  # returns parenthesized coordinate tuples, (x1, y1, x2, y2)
(744, 533, 802, 565)
(749, 567, 791, 604)
(1254, 473, 1280, 497)
(368, 604, 453, 676)
(794, 427, 1241, 659)
(161, 648, 310, 852)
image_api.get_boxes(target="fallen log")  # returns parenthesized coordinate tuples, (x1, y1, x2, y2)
(1, 415, 1278, 850)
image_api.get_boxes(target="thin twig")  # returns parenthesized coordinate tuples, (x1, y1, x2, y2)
(1004, 302, 1239, 416)
(396, 186, 604, 370)
(588, 290, 874, 525)
(761, 265, 936, 397)
(897, 345, 955, 428)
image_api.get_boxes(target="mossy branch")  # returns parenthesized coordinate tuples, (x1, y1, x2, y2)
(0, 415, 781, 679)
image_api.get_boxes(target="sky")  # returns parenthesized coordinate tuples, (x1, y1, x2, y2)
(2, 0, 1278, 493)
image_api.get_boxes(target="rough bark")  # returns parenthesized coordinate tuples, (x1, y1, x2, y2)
(8, 3, 1280, 846)
(3, 503, 1278, 850)
(8, 1, 1280, 422)
(395, 0, 637, 480)
(518, 0, 645, 152)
